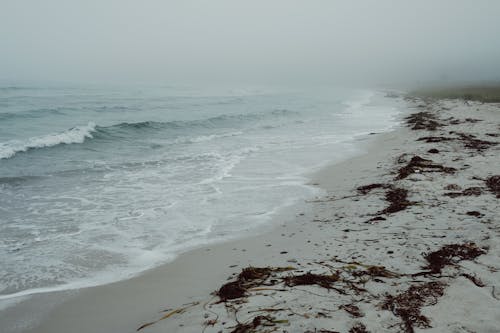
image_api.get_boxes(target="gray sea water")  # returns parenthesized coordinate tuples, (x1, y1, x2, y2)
(0, 83, 403, 306)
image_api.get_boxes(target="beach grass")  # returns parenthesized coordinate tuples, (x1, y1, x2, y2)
(412, 84, 500, 103)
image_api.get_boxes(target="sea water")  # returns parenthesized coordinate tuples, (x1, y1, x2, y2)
(0, 83, 403, 305)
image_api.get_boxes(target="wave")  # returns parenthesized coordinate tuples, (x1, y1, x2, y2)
(0, 107, 69, 121)
(0, 122, 97, 160)
(0, 86, 38, 92)
(0, 109, 297, 160)
(107, 109, 297, 131)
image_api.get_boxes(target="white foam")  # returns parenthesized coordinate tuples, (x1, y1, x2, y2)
(173, 131, 243, 144)
(0, 122, 97, 159)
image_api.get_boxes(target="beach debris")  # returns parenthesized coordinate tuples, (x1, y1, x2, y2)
(352, 265, 399, 279)
(217, 266, 293, 301)
(396, 156, 456, 180)
(217, 281, 247, 301)
(485, 175, 500, 198)
(381, 282, 446, 333)
(305, 330, 340, 333)
(417, 136, 454, 143)
(230, 315, 286, 333)
(444, 184, 461, 191)
(405, 112, 443, 131)
(340, 304, 364, 318)
(137, 301, 200, 331)
(366, 216, 386, 223)
(283, 272, 340, 289)
(418, 133, 497, 151)
(356, 183, 390, 195)
(461, 273, 485, 287)
(379, 188, 413, 215)
(427, 148, 439, 154)
(466, 211, 483, 218)
(348, 322, 370, 333)
(421, 243, 486, 274)
(444, 187, 483, 198)
(446, 117, 482, 125)
(454, 132, 497, 151)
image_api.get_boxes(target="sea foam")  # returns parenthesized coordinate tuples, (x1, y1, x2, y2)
(0, 122, 96, 160)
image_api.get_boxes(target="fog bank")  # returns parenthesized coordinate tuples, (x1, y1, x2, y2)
(1, 0, 500, 86)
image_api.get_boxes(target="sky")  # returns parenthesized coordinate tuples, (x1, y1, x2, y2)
(1, 0, 500, 86)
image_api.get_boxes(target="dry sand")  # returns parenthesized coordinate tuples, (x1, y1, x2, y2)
(2, 97, 499, 333)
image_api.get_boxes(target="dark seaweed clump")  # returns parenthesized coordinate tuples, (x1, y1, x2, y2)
(417, 136, 454, 143)
(454, 132, 497, 151)
(283, 272, 340, 289)
(230, 315, 277, 333)
(381, 282, 446, 333)
(217, 267, 284, 301)
(422, 243, 486, 274)
(466, 211, 483, 218)
(486, 175, 500, 198)
(444, 187, 482, 198)
(379, 188, 412, 215)
(340, 304, 363, 318)
(396, 156, 456, 180)
(356, 183, 390, 195)
(417, 133, 497, 151)
(348, 322, 370, 333)
(405, 112, 443, 131)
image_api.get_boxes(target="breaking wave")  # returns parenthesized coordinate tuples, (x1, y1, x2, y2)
(0, 122, 97, 160)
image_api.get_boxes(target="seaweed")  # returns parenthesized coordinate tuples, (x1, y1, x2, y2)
(357, 183, 390, 195)
(381, 282, 446, 333)
(455, 132, 497, 151)
(217, 281, 247, 301)
(466, 211, 483, 218)
(405, 112, 443, 131)
(417, 136, 454, 143)
(379, 188, 412, 214)
(352, 265, 399, 278)
(340, 304, 363, 318)
(418, 133, 497, 151)
(461, 273, 485, 287)
(348, 322, 370, 333)
(422, 243, 486, 274)
(447, 117, 482, 125)
(444, 187, 483, 198)
(283, 272, 340, 289)
(230, 315, 283, 333)
(217, 267, 292, 301)
(485, 175, 500, 198)
(396, 156, 456, 180)
(137, 302, 200, 331)
(366, 216, 386, 223)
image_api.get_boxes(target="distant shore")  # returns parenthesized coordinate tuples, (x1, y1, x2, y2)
(3, 90, 499, 333)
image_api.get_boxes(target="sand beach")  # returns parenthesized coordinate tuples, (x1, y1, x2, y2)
(1, 91, 498, 333)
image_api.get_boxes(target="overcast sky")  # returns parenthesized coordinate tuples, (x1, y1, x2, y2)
(1, 0, 499, 85)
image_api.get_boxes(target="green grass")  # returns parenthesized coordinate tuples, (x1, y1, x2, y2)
(411, 85, 500, 103)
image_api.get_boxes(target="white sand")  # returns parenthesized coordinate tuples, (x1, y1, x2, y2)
(2, 97, 499, 333)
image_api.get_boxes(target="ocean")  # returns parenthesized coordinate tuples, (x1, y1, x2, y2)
(0, 83, 403, 307)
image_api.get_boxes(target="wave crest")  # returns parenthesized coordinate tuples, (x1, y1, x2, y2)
(0, 122, 97, 160)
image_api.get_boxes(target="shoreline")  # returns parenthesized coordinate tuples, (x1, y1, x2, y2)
(0, 97, 405, 333)
(3, 95, 499, 332)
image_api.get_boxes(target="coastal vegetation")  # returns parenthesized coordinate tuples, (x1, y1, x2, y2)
(412, 84, 500, 103)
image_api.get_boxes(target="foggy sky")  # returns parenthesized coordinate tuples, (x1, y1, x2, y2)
(1, 0, 500, 86)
